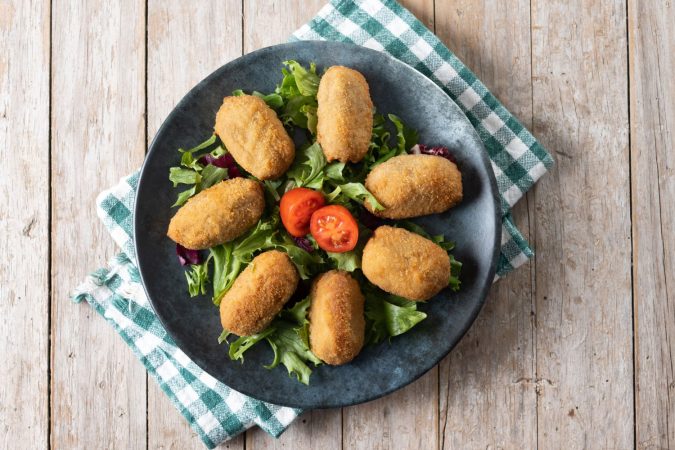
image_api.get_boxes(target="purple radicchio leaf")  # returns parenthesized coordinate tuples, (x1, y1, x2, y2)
(176, 243, 202, 266)
(410, 144, 457, 164)
(198, 153, 242, 178)
(292, 236, 314, 253)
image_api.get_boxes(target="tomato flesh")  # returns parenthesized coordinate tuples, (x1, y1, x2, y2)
(310, 205, 359, 253)
(280, 188, 325, 237)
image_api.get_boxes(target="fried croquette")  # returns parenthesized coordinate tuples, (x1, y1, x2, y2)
(361, 226, 451, 301)
(214, 95, 295, 180)
(220, 250, 299, 336)
(167, 178, 264, 250)
(309, 270, 365, 365)
(364, 154, 463, 219)
(317, 66, 374, 163)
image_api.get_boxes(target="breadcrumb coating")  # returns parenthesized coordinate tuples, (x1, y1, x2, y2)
(309, 270, 365, 365)
(167, 178, 264, 250)
(317, 66, 373, 163)
(365, 154, 463, 219)
(361, 226, 451, 301)
(214, 95, 294, 180)
(220, 250, 299, 336)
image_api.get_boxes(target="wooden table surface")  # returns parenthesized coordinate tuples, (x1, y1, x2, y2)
(1, 0, 673, 448)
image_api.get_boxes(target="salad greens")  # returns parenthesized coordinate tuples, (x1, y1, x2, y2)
(168, 61, 462, 385)
(168, 135, 229, 206)
(220, 296, 321, 384)
(364, 289, 428, 345)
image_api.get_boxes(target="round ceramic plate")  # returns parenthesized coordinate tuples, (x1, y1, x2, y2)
(134, 41, 500, 409)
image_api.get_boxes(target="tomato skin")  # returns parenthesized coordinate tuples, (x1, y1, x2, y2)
(280, 188, 326, 237)
(310, 205, 359, 253)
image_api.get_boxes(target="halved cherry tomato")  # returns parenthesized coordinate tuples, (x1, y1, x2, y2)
(310, 205, 359, 253)
(280, 188, 326, 237)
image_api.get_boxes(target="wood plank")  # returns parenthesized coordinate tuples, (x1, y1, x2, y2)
(145, 1, 245, 448)
(50, 0, 147, 447)
(240, 1, 346, 448)
(628, 0, 675, 448)
(247, 410, 342, 450)
(530, 0, 633, 447)
(242, 0, 325, 53)
(338, 2, 439, 449)
(0, 0, 50, 447)
(343, 368, 439, 450)
(434, 0, 538, 446)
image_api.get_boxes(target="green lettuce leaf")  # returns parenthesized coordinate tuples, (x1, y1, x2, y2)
(285, 142, 326, 189)
(232, 89, 284, 109)
(280, 296, 311, 346)
(210, 243, 239, 305)
(388, 113, 418, 153)
(263, 180, 282, 202)
(169, 167, 201, 187)
(275, 61, 320, 132)
(268, 233, 324, 279)
(179, 151, 203, 171)
(218, 329, 230, 344)
(199, 165, 228, 189)
(364, 113, 418, 170)
(281, 95, 313, 129)
(228, 327, 277, 362)
(265, 324, 321, 385)
(185, 260, 210, 297)
(324, 161, 346, 182)
(327, 250, 361, 272)
(364, 287, 427, 344)
(231, 218, 279, 261)
(449, 254, 462, 292)
(283, 60, 320, 96)
(180, 133, 218, 155)
(173, 185, 198, 207)
(328, 182, 384, 211)
(276, 68, 301, 97)
(169, 134, 230, 206)
(219, 296, 321, 385)
(301, 104, 318, 134)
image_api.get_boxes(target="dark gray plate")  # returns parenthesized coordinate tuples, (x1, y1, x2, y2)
(134, 41, 500, 409)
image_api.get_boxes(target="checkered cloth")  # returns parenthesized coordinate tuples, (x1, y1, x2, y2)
(73, 0, 552, 448)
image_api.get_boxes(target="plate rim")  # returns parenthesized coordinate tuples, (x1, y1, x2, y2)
(134, 40, 501, 408)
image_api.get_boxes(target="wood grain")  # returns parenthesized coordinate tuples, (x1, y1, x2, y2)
(531, 0, 633, 447)
(50, 0, 147, 448)
(145, 1, 244, 448)
(434, 1, 537, 447)
(628, 0, 675, 448)
(343, 368, 439, 450)
(0, 0, 50, 447)
(7, 0, 674, 447)
(247, 410, 342, 450)
(242, 0, 325, 52)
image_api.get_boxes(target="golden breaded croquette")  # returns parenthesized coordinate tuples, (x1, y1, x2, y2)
(317, 66, 373, 163)
(167, 178, 264, 250)
(364, 154, 463, 219)
(214, 95, 294, 180)
(220, 250, 299, 336)
(309, 270, 365, 365)
(361, 226, 451, 301)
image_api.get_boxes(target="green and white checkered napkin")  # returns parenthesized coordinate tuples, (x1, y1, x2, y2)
(73, 0, 553, 447)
